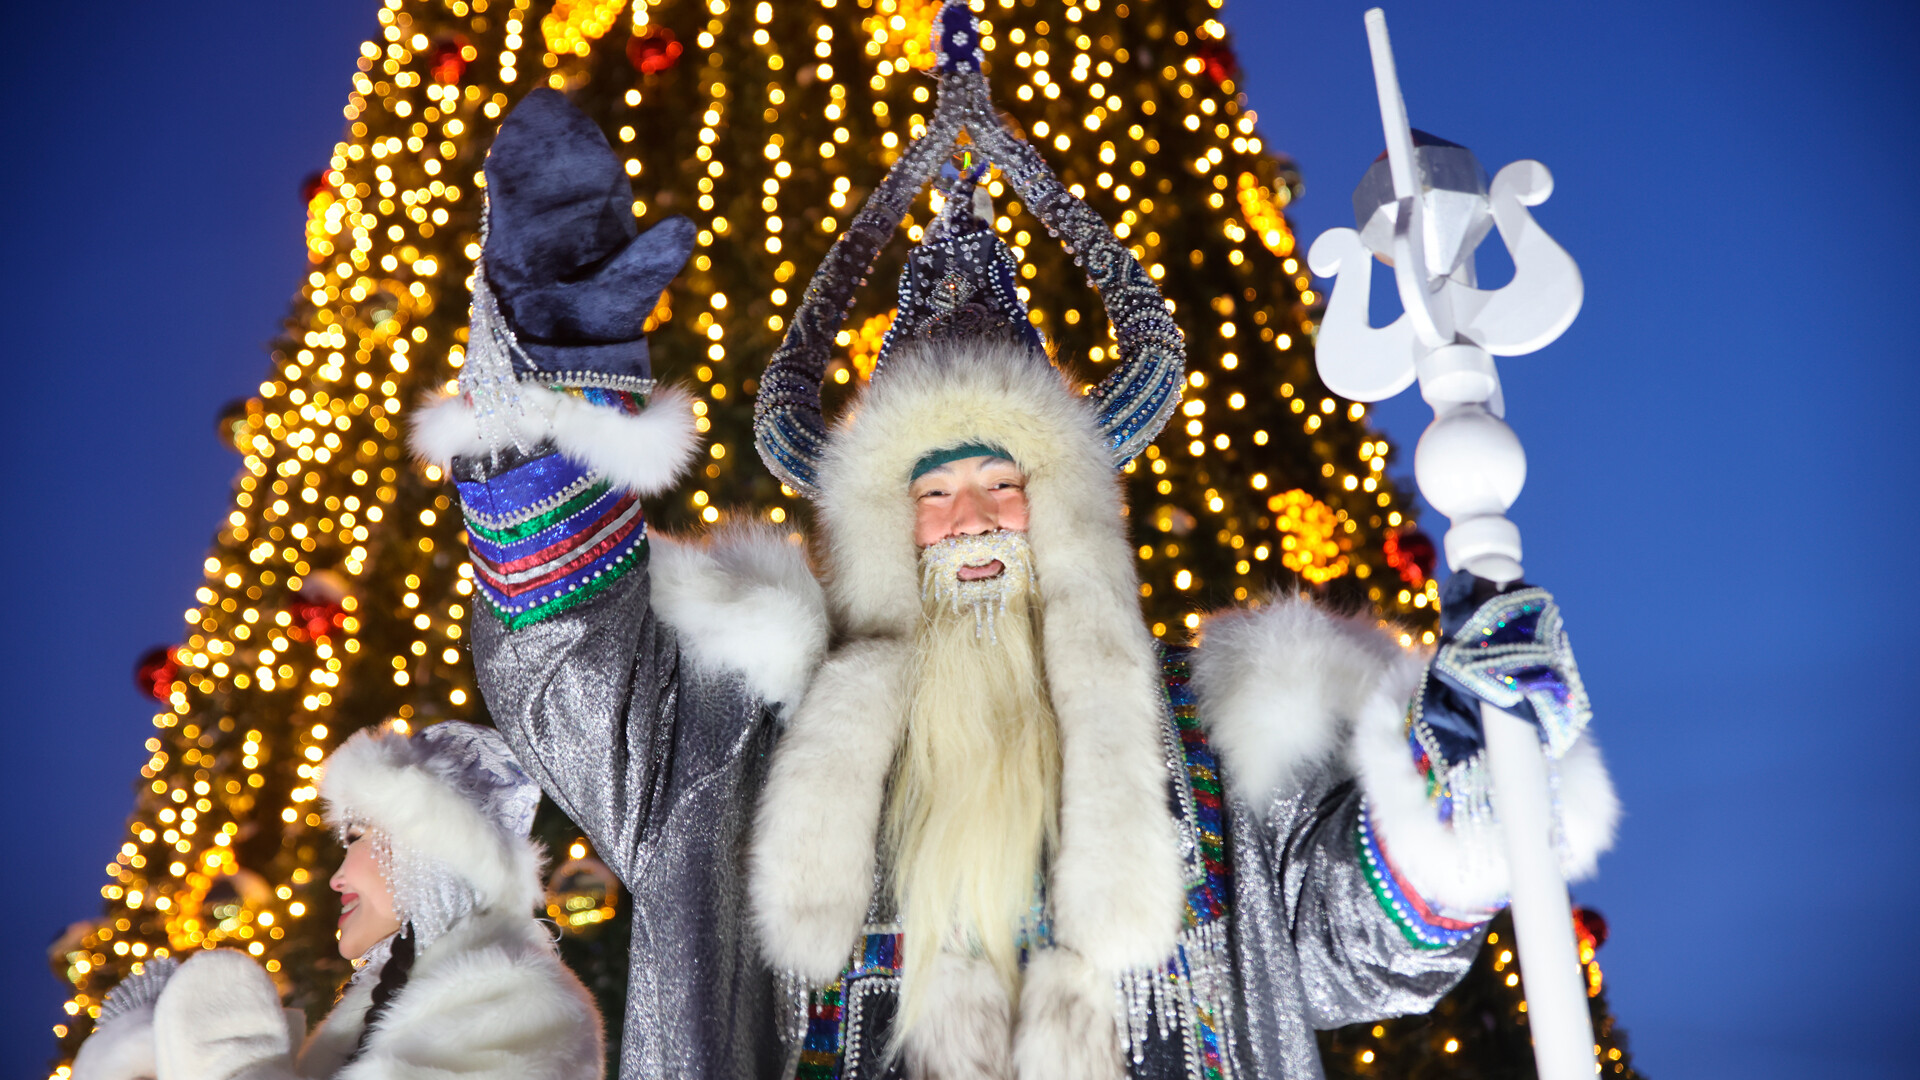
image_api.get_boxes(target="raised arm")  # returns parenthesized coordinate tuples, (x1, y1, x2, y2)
(1194, 592, 1617, 1029)
(405, 86, 828, 885)
(419, 382, 828, 888)
(418, 383, 695, 882)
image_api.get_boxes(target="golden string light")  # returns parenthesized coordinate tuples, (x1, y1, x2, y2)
(843, 311, 895, 380)
(541, 0, 629, 55)
(1266, 489, 1350, 584)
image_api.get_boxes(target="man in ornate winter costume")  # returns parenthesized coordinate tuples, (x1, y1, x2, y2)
(417, 10, 1618, 1078)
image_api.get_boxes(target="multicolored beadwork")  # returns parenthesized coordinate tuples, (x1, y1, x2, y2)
(793, 932, 902, 1080)
(457, 392, 650, 630)
(1432, 585, 1591, 758)
(1161, 648, 1230, 927)
(1356, 801, 1485, 950)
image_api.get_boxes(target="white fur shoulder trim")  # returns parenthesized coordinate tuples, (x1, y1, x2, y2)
(409, 384, 701, 498)
(649, 523, 828, 717)
(1351, 685, 1621, 911)
(1192, 596, 1423, 808)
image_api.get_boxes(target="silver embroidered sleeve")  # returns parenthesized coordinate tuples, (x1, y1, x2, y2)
(466, 563, 789, 1077)
(1233, 774, 1480, 1040)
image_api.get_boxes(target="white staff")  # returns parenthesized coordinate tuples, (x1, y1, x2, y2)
(1309, 10, 1595, 1079)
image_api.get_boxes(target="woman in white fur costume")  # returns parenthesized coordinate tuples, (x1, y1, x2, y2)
(415, 17, 1620, 1078)
(71, 720, 604, 1080)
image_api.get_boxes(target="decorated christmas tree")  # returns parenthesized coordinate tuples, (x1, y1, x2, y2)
(51, 0, 1636, 1076)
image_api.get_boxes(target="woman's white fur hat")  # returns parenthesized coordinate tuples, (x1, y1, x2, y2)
(318, 721, 546, 930)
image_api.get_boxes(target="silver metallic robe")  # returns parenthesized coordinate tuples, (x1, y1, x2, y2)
(473, 554, 1479, 1080)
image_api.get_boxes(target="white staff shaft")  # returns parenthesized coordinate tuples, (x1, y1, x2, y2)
(1482, 701, 1595, 1080)
(1335, 11, 1599, 1074)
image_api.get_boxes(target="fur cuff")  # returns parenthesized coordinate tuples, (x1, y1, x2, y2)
(1014, 949, 1123, 1080)
(1193, 596, 1424, 809)
(902, 954, 1014, 1080)
(410, 384, 701, 498)
(1352, 691, 1621, 912)
(649, 524, 828, 718)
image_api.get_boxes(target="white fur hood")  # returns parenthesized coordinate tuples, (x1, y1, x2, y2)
(748, 340, 1186, 1078)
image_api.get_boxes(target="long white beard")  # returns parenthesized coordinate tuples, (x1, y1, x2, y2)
(885, 531, 1060, 1041)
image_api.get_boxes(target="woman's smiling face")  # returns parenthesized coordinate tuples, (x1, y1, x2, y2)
(329, 828, 402, 959)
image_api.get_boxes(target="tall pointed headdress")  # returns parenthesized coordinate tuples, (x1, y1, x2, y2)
(753, 1, 1185, 498)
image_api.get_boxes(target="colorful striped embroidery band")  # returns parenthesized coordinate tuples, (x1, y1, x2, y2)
(1356, 801, 1484, 949)
(460, 450, 647, 631)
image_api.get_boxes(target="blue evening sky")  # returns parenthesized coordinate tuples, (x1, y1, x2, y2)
(2, 2, 1913, 1076)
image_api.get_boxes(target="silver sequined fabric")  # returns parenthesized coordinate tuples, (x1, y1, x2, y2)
(472, 553, 1481, 1080)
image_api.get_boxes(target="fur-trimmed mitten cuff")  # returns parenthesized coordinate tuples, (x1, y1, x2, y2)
(410, 383, 701, 499)
(151, 950, 297, 1080)
(418, 386, 698, 631)
(1353, 576, 1620, 926)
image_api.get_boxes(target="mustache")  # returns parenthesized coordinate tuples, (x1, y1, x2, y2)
(918, 530, 1036, 637)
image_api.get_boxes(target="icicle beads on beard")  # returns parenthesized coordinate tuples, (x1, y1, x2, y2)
(918, 530, 1037, 641)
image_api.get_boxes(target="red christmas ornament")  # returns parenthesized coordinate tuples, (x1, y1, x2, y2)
(134, 645, 181, 701)
(1573, 905, 1609, 950)
(290, 598, 345, 641)
(627, 27, 683, 75)
(1382, 529, 1436, 587)
(1194, 40, 1235, 87)
(300, 170, 331, 204)
(431, 36, 470, 85)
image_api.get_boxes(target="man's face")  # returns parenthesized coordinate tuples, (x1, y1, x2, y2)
(909, 455, 1030, 572)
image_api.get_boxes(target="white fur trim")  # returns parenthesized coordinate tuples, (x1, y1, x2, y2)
(334, 918, 604, 1080)
(292, 971, 371, 1080)
(318, 728, 545, 916)
(900, 955, 1013, 1080)
(649, 523, 828, 718)
(145, 917, 601, 1080)
(1554, 733, 1620, 881)
(72, 1003, 157, 1080)
(409, 383, 702, 498)
(1352, 685, 1621, 912)
(1013, 949, 1124, 1080)
(749, 639, 913, 978)
(759, 340, 1184, 977)
(150, 950, 294, 1080)
(1193, 596, 1424, 809)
